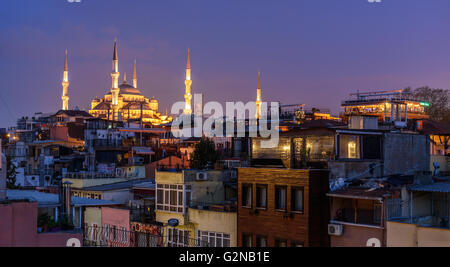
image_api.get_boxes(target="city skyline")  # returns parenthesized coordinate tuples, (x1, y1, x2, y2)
(2, 0, 450, 127)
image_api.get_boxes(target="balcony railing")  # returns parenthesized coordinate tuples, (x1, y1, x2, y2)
(83, 226, 209, 247)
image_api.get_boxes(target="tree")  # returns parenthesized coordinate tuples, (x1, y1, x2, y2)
(6, 155, 18, 189)
(403, 87, 450, 122)
(190, 137, 220, 169)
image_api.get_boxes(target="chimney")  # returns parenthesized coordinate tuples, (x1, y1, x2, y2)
(0, 140, 6, 200)
(61, 181, 73, 223)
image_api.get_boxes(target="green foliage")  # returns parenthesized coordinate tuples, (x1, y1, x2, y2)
(6, 155, 18, 189)
(190, 137, 220, 169)
(404, 87, 450, 122)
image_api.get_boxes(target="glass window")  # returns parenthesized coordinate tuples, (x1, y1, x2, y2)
(291, 241, 304, 247)
(291, 187, 304, 212)
(275, 239, 287, 247)
(339, 135, 360, 159)
(256, 185, 267, 209)
(242, 233, 252, 247)
(275, 186, 287, 210)
(242, 184, 252, 208)
(256, 236, 267, 247)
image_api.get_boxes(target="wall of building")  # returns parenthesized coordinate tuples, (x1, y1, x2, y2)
(330, 223, 385, 247)
(155, 171, 184, 184)
(189, 208, 237, 247)
(383, 133, 430, 176)
(0, 154, 6, 200)
(102, 189, 132, 204)
(328, 160, 383, 179)
(101, 207, 130, 231)
(84, 207, 102, 229)
(387, 221, 450, 247)
(156, 210, 186, 226)
(0, 201, 82, 247)
(63, 177, 130, 188)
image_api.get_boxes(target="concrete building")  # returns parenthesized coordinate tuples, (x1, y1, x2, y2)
(155, 169, 237, 247)
(386, 182, 450, 247)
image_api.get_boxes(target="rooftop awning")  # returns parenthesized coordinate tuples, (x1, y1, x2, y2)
(133, 147, 155, 155)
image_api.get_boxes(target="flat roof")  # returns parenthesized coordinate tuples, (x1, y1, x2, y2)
(408, 183, 450, 193)
(6, 190, 121, 207)
(79, 179, 153, 192)
(327, 187, 394, 200)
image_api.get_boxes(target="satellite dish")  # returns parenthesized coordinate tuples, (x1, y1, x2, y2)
(168, 218, 179, 227)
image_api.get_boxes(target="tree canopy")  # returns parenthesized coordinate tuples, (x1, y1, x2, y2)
(404, 86, 450, 123)
(190, 137, 220, 169)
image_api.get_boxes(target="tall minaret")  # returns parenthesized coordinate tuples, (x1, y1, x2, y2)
(184, 49, 193, 115)
(110, 38, 120, 120)
(61, 49, 70, 110)
(133, 59, 138, 88)
(255, 71, 262, 119)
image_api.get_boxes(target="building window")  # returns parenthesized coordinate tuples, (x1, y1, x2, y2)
(256, 185, 267, 209)
(167, 228, 190, 247)
(242, 233, 252, 247)
(291, 187, 304, 213)
(92, 224, 98, 241)
(104, 224, 110, 240)
(339, 135, 361, 159)
(291, 241, 304, 247)
(274, 239, 288, 247)
(197, 230, 231, 247)
(256, 235, 267, 247)
(121, 227, 127, 243)
(275, 186, 287, 210)
(242, 184, 253, 208)
(156, 184, 190, 213)
(112, 226, 117, 241)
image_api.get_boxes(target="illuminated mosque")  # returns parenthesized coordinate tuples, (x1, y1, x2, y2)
(59, 39, 263, 124)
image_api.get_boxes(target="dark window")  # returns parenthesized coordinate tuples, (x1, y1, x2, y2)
(291, 187, 304, 212)
(256, 236, 267, 247)
(291, 241, 304, 247)
(362, 135, 382, 159)
(274, 239, 287, 247)
(275, 186, 287, 210)
(242, 184, 252, 208)
(157, 189, 163, 204)
(256, 185, 267, 209)
(242, 233, 252, 247)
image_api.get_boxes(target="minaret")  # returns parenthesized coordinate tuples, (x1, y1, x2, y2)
(184, 49, 193, 115)
(133, 59, 138, 88)
(255, 71, 262, 119)
(110, 38, 120, 120)
(61, 49, 70, 110)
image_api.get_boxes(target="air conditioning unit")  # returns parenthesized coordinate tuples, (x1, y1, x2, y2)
(196, 172, 208, 181)
(132, 157, 144, 165)
(328, 224, 343, 236)
(116, 168, 124, 177)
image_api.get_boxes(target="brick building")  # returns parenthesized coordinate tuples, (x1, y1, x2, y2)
(237, 168, 329, 247)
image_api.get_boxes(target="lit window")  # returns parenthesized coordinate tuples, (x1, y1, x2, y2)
(339, 135, 361, 159)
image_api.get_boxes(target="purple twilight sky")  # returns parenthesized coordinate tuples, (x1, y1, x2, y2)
(1, 0, 450, 128)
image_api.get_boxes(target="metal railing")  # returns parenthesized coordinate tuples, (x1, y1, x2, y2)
(83, 226, 209, 247)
